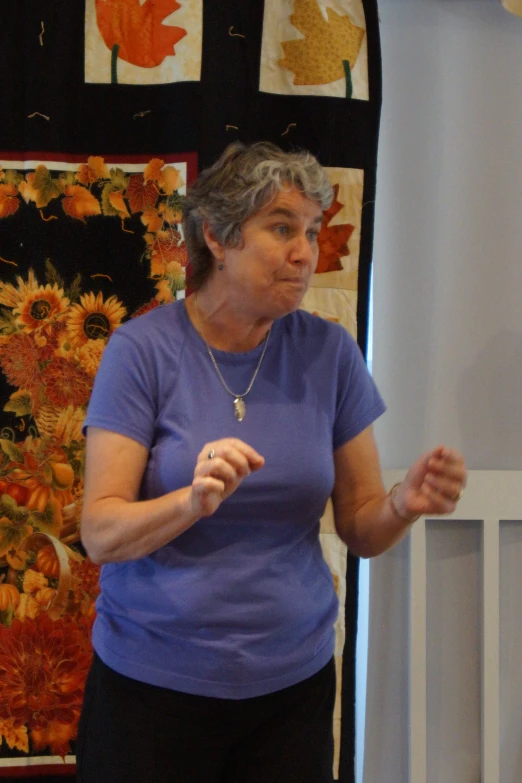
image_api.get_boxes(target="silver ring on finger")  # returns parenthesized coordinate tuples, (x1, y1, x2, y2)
(208, 449, 215, 459)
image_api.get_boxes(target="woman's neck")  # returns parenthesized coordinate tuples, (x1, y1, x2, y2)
(185, 288, 273, 353)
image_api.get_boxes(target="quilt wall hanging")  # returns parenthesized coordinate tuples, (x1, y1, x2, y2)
(0, 1, 381, 780)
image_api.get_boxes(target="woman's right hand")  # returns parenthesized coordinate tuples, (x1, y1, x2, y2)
(190, 438, 265, 518)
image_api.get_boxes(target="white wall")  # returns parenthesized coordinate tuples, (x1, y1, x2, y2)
(364, 2, 522, 781)
(372, 0, 522, 471)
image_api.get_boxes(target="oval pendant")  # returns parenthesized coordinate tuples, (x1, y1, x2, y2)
(234, 397, 246, 422)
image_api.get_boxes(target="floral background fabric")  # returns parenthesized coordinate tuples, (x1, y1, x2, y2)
(0, 1, 381, 780)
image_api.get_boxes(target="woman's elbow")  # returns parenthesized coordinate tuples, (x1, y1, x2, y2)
(80, 529, 104, 565)
(80, 509, 112, 565)
(335, 526, 387, 559)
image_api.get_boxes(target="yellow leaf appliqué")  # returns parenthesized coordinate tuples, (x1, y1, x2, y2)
(280, 0, 365, 86)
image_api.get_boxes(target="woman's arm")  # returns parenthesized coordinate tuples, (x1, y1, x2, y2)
(81, 428, 264, 564)
(332, 426, 466, 558)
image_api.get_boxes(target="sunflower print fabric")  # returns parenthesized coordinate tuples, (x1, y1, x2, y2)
(0, 153, 190, 767)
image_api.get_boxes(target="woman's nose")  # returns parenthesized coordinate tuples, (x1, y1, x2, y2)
(289, 234, 317, 264)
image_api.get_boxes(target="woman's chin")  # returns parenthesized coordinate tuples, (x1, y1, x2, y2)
(272, 295, 306, 318)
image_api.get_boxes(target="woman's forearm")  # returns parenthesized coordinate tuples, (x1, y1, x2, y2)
(335, 492, 415, 558)
(81, 486, 198, 564)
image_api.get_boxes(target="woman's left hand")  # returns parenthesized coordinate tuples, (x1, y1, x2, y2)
(391, 446, 467, 521)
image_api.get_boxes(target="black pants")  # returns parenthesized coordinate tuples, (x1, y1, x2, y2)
(76, 653, 335, 783)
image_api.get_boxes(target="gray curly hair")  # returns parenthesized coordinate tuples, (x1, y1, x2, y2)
(182, 142, 333, 290)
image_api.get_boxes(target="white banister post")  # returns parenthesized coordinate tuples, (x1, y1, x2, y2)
(409, 517, 427, 783)
(482, 518, 500, 783)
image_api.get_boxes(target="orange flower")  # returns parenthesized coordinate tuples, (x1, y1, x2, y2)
(77, 339, 106, 377)
(0, 332, 41, 390)
(95, 0, 187, 68)
(0, 614, 93, 756)
(70, 558, 101, 605)
(131, 298, 162, 318)
(44, 358, 92, 409)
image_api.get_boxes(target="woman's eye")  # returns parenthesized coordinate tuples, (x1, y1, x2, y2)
(275, 225, 289, 236)
(307, 230, 319, 242)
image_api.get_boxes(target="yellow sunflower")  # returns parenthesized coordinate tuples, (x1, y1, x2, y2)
(66, 291, 126, 347)
(14, 284, 69, 346)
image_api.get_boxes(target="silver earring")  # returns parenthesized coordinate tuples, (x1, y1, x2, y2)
(217, 262, 224, 271)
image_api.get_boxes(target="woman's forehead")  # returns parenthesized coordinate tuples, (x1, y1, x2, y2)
(256, 188, 323, 221)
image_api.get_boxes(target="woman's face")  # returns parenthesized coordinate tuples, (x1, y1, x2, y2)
(214, 188, 324, 321)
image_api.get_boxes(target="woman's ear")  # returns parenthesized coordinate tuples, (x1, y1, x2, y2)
(202, 221, 225, 263)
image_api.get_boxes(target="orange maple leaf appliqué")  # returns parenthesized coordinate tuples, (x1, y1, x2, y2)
(316, 184, 354, 274)
(95, 0, 187, 69)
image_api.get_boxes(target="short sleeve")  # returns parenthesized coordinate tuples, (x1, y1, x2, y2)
(82, 329, 157, 449)
(333, 330, 386, 450)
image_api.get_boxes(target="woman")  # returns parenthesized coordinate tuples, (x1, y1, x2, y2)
(77, 142, 466, 783)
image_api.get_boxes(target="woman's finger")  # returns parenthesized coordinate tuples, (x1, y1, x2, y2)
(191, 476, 226, 516)
(426, 448, 467, 483)
(194, 456, 239, 485)
(197, 439, 264, 471)
(422, 473, 464, 501)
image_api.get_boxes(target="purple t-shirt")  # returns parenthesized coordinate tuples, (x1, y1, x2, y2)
(83, 299, 385, 699)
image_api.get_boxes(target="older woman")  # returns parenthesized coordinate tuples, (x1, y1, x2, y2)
(76, 142, 466, 783)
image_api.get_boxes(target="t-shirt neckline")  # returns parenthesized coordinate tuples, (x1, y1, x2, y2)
(180, 298, 282, 366)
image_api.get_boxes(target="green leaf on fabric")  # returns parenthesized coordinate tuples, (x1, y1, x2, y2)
(0, 307, 17, 335)
(101, 183, 119, 216)
(32, 165, 62, 208)
(3, 170, 23, 186)
(45, 258, 65, 289)
(109, 168, 128, 190)
(66, 272, 82, 302)
(0, 439, 24, 464)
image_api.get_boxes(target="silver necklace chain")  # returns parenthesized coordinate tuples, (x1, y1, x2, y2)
(194, 294, 271, 420)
